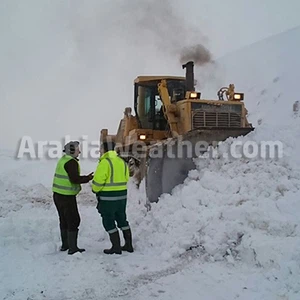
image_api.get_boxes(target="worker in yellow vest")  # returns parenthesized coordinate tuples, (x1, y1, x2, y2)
(92, 141, 133, 255)
(52, 141, 93, 255)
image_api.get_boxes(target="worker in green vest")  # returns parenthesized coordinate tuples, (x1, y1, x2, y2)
(92, 141, 133, 255)
(52, 141, 93, 255)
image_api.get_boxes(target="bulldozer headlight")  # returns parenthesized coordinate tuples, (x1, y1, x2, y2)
(233, 93, 244, 101)
(190, 92, 201, 99)
(139, 134, 146, 140)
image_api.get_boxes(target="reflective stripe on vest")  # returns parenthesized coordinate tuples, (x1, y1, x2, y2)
(52, 155, 81, 195)
(92, 158, 127, 188)
(99, 195, 127, 200)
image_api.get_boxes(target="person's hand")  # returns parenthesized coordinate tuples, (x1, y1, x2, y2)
(87, 172, 94, 181)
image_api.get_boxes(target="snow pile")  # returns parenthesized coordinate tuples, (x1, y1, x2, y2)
(0, 158, 56, 217)
(130, 125, 300, 258)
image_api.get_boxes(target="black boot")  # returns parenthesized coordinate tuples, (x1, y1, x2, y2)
(67, 230, 85, 255)
(60, 229, 69, 251)
(103, 231, 122, 255)
(121, 228, 134, 253)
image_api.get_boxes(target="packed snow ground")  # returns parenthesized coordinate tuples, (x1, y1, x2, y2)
(1, 27, 300, 300)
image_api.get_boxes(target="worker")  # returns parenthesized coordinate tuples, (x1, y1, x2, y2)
(52, 141, 94, 255)
(92, 141, 133, 255)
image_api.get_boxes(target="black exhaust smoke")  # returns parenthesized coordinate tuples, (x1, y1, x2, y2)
(179, 44, 212, 66)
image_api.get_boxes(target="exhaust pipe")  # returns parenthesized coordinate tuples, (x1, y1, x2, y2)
(182, 61, 195, 92)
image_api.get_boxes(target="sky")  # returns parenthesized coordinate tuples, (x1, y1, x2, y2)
(0, 0, 299, 151)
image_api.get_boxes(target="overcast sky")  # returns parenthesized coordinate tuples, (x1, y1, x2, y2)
(1, 0, 299, 151)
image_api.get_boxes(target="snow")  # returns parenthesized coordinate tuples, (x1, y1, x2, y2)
(1, 26, 300, 299)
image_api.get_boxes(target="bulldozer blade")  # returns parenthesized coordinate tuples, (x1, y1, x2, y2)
(145, 127, 254, 203)
(146, 155, 195, 204)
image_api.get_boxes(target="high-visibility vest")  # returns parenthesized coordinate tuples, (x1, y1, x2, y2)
(52, 155, 81, 195)
(92, 151, 129, 200)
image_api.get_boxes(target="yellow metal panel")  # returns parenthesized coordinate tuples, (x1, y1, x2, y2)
(134, 76, 185, 84)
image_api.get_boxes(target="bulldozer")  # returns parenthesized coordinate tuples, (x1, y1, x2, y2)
(100, 61, 254, 203)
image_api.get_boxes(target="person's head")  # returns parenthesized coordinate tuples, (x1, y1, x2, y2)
(100, 141, 115, 155)
(63, 141, 81, 158)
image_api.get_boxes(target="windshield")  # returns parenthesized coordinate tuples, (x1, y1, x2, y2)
(134, 79, 185, 130)
(135, 85, 165, 130)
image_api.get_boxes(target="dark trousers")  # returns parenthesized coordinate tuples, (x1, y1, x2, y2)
(97, 199, 129, 233)
(53, 192, 80, 232)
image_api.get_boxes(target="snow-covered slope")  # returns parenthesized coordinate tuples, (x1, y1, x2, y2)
(1, 27, 300, 300)
(219, 25, 300, 127)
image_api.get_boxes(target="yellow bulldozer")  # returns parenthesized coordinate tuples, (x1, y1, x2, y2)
(101, 61, 254, 203)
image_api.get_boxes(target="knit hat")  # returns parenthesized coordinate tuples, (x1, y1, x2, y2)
(63, 141, 80, 155)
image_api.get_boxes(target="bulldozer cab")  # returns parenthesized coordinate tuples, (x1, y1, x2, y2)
(134, 76, 186, 131)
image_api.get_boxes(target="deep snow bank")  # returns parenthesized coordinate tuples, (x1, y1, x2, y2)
(129, 122, 300, 257)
